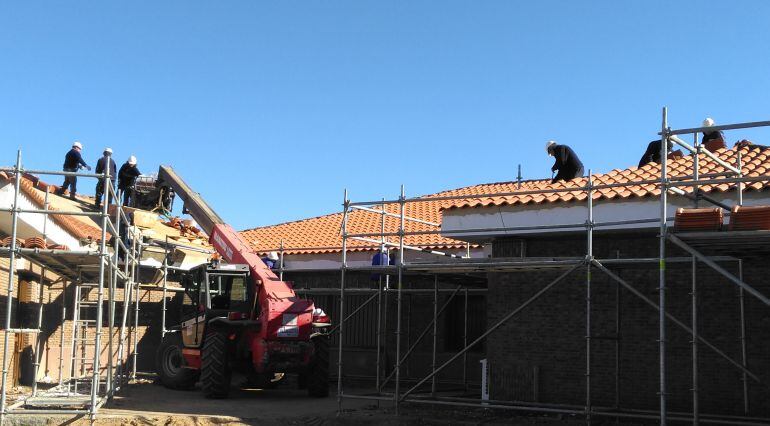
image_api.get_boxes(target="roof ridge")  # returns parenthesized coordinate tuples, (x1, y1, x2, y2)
(240, 210, 343, 233)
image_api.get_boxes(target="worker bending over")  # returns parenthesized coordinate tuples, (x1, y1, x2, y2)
(55, 141, 91, 200)
(546, 140, 584, 183)
(702, 117, 726, 151)
(638, 139, 673, 168)
(261, 251, 279, 269)
(94, 147, 117, 208)
(118, 156, 141, 206)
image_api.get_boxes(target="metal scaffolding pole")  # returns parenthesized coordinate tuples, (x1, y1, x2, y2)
(400, 263, 583, 402)
(738, 260, 748, 414)
(31, 188, 50, 397)
(586, 170, 594, 422)
(0, 151, 23, 425)
(131, 239, 141, 380)
(692, 256, 699, 426)
(659, 107, 669, 425)
(336, 189, 349, 412)
(394, 185, 405, 414)
(431, 275, 438, 396)
(591, 260, 760, 383)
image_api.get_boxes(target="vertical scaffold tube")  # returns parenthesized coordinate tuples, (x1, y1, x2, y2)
(337, 190, 348, 412)
(659, 107, 669, 426)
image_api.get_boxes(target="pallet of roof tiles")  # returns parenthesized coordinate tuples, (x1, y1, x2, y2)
(729, 205, 770, 231)
(674, 207, 724, 232)
(24, 237, 47, 249)
(1, 237, 24, 248)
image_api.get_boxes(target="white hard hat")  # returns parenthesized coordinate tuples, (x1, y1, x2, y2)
(545, 140, 557, 154)
(703, 117, 715, 127)
(267, 251, 279, 261)
(72, 141, 83, 149)
(104, 147, 113, 155)
(128, 155, 137, 165)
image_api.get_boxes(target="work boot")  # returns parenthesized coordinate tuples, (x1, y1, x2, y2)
(69, 193, 77, 201)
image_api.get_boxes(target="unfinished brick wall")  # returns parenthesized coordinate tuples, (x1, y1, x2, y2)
(488, 233, 770, 417)
(284, 270, 485, 385)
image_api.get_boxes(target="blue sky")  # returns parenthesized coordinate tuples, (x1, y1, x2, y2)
(2, 1, 769, 230)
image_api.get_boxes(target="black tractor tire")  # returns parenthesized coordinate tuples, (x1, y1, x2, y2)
(201, 330, 231, 398)
(156, 332, 198, 390)
(307, 334, 329, 397)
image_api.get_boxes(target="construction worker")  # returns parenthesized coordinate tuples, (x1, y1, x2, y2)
(735, 140, 770, 150)
(702, 117, 726, 151)
(546, 140, 584, 183)
(261, 251, 279, 269)
(118, 156, 141, 206)
(94, 147, 117, 208)
(370, 246, 391, 281)
(55, 141, 91, 200)
(638, 139, 673, 168)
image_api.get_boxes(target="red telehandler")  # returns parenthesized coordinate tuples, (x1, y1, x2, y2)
(151, 166, 330, 398)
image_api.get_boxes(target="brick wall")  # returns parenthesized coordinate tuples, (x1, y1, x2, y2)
(488, 232, 770, 417)
(285, 270, 485, 386)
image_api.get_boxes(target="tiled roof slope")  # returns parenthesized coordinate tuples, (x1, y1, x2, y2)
(241, 146, 770, 255)
(443, 146, 770, 210)
(240, 200, 466, 255)
(0, 172, 103, 241)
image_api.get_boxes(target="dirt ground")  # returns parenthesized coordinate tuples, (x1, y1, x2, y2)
(6, 381, 592, 425)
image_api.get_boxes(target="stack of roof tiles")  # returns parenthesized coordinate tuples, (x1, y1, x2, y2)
(729, 205, 770, 231)
(674, 208, 723, 232)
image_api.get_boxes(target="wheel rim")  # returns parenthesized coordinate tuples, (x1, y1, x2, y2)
(163, 346, 183, 376)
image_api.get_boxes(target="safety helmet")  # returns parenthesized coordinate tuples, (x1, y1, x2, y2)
(72, 141, 83, 149)
(545, 140, 557, 154)
(267, 251, 279, 261)
(128, 155, 137, 166)
(703, 117, 715, 127)
(104, 147, 113, 155)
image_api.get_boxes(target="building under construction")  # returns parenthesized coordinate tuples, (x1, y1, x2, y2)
(1, 108, 770, 425)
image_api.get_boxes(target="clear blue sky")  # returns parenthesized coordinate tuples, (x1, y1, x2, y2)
(2, 1, 770, 230)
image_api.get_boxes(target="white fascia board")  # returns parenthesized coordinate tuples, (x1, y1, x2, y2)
(441, 192, 770, 241)
(0, 183, 84, 250)
(282, 248, 486, 271)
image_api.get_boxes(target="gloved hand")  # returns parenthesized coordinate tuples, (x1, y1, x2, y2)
(87, 165, 92, 171)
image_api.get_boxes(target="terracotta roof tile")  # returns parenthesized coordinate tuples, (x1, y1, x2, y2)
(241, 146, 770, 255)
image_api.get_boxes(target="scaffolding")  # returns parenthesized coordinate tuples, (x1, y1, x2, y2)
(320, 109, 770, 425)
(0, 150, 179, 423)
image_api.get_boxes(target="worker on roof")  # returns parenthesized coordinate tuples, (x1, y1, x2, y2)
(735, 140, 770, 150)
(702, 117, 726, 152)
(55, 141, 91, 200)
(118, 156, 141, 206)
(94, 147, 117, 208)
(546, 140, 584, 183)
(638, 139, 674, 168)
(261, 251, 279, 269)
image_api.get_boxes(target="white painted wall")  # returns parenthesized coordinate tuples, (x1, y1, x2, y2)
(0, 182, 85, 250)
(441, 192, 770, 241)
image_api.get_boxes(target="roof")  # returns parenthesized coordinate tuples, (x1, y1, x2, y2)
(443, 145, 770, 210)
(241, 145, 770, 255)
(240, 199, 468, 255)
(0, 172, 210, 246)
(0, 172, 103, 241)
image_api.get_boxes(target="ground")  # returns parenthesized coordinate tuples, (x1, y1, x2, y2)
(4, 381, 596, 426)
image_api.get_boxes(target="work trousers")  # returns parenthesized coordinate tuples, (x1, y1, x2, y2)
(57, 168, 78, 198)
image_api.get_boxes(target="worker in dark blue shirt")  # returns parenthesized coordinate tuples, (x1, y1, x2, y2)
(118, 156, 142, 206)
(370, 247, 392, 281)
(702, 117, 726, 152)
(94, 147, 117, 208)
(55, 141, 91, 200)
(261, 252, 279, 269)
(546, 141, 584, 183)
(638, 139, 673, 168)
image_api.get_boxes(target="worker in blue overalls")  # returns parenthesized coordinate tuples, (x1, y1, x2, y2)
(55, 141, 91, 200)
